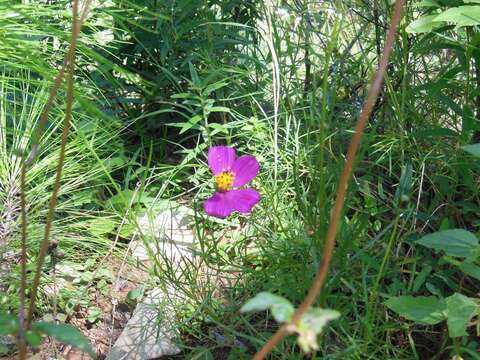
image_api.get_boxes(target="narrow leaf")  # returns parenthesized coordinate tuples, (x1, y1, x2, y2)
(459, 261, 480, 280)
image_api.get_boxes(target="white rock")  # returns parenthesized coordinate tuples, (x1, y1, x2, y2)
(132, 203, 195, 264)
(107, 202, 195, 359)
(106, 288, 180, 360)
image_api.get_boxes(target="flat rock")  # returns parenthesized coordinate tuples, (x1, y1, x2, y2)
(0, 334, 16, 355)
(107, 202, 195, 359)
(106, 288, 180, 360)
(132, 202, 195, 263)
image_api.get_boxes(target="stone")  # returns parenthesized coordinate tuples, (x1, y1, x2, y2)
(132, 202, 195, 264)
(107, 202, 196, 359)
(0, 335, 16, 355)
(106, 288, 180, 360)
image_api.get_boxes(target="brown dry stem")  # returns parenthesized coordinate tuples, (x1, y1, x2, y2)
(25, 0, 81, 329)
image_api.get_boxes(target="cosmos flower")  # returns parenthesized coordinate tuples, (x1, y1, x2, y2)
(203, 145, 260, 218)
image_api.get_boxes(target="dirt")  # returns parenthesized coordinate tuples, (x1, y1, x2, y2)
(1, 258, 150, 360)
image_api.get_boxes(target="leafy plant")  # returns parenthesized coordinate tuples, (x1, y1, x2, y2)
(240, 292, 340, 352)
(0, 315, 95, 357)
(386, 229, 480, 338)
(385, 293, 479, 338)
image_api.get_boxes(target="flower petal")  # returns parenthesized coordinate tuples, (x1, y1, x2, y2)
(203, 189, 260, 218)
(227, 189, 261, 213)
(231, 155, 259, 187)
(208, 146, 236, 175)
(203, 192, 235, 218)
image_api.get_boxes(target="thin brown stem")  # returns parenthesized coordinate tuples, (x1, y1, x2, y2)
(26, 0, 81, 328)
(18, 167, 28, 359)
(252, 1, 405, 358)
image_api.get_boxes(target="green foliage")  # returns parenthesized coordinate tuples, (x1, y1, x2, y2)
(32, 322, 96, 357)
(387, 225, 480, 342)
(445, 293, 478, 337)
(0, 315, 18, 335)
(384, 296, 448, 325)
(86, 307, 103, 324)
(462, 143, 480, 156)
(241, 292, 339, 353)
(385, 293, 479, 338)
(407, 2, 480, 33)
(240, 292, 295, 323)
(416, 229, 479, 258)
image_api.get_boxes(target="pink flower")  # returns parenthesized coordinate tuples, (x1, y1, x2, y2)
(203, 145, 260, 218)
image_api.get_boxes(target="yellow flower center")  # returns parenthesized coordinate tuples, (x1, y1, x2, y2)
(215, 171, 235, 191)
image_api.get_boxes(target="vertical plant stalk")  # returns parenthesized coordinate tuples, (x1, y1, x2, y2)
(17, 0, 95, 353)
(252, 1, 405, 359)
(363, 213, 401, 343)
(262, 4, 280, 181)
(26, 0, 81, 328)
(18, 168, 28, 360)
(472, 28, 480, 142)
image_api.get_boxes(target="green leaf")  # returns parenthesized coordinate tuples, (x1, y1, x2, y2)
(0, 315, 18, 335)
(434, 6, 480, 28)
(415, 0, 441, 7)
(179, 114, 202, 134)
(459, 261, 480, 280)
(445, 293, 478, 337)
(208, 106, 231, 113)
(32, 322, 96, 357)
(202, 81, 228, 97)
(189, 62, 201, 86)
(406, 15, 444, 33)
(208, 123, 229, 136)
(86, 307, 103, 323)
(106, 189, 137, 210)
(462, 143, 480, 157)
(412, 264, 433, 292)
(240, 292, 295, 323)
(87, 217, 116, 236)
(171, 92, 192, 99)
(104, 156, 126, 170)
(394, 162, 413, 204)
(25, 330, 42, 348)
(384, 296, 447, 325)
(186, 347, 214, 360)
(127, 286, 145, 300)
(416, 229, 479, 258)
